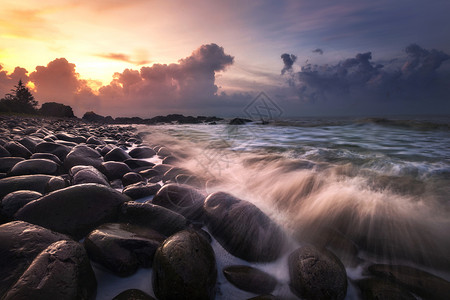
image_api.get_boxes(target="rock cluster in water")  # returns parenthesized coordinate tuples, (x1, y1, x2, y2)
(0, 115, 449, 299)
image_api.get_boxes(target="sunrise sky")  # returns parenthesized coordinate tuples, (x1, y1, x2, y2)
(1, 0, 449, 117)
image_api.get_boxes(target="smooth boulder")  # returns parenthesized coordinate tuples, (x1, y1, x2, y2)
(0, 157, 25, 173)
(104, 147, 132, 162)
(84, 223, 165, 276)
(34, 142, 71, 161)
(152, 184, 205, 221)
(152, 229, 217, 300)
(100, 161, 131, 180)
(288, 245, 347, 300)
(223, 265, 278, 294)
(64, 145, 104, 170)
(123, 182, 161, 200)
(0, 175, 64, 199)
(8, 158, 60, 176)
(2, 240, 97, 300)
(118, 202, 187, 236)
(71, 165, 110, 186)
(1, 190, 42, 219)
(15, 183, 131, 239)
(129, 147, 156, 159)
(0, 221, 69, 296)
(112, 289, 155, 300)
(204, 192, 286, 262)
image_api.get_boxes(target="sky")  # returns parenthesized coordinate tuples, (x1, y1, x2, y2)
(0, 0, 449, 117)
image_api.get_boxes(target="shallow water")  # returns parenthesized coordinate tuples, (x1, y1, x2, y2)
(100, 117, 450, 299)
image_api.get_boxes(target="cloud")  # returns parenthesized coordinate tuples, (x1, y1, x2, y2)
(0, 65, 29, 97)
(281, 53, 297, 75)
(312, 48, 323, 55)
(281, 44, 450, 115)
(29, 58, 99, 116)
(95, 53, 151, 65)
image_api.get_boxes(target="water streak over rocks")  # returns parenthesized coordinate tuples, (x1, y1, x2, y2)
(152, 183, 205, 221)
(84, 223, 165, 277)
(15, 183, 131, 239)
(152, 229, 217, 300)
(204, 192, 287, 262)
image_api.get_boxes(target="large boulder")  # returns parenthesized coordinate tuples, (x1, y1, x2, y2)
(223, 265, 278, 294)
(112, 289, 155, 300)
(355, 278, 415, 300)
(152, 230, 217, 300)
(152, 184, 205, 221)
(0, 175, 66, 199)
(64, 145, 104, 170)
(0, 145, 11, 157)
(118, 202, 187, 236)
(0, 157, 24, 173)
(2, 240, 97, 300)
(3, 141, 32, 158)
(84, 223, 165, 276)
(129, 147, 156, 159)
(204, 192, 286, 262)
(55, 132, 86, 144)
(100, 161, 131, 180)
(104, 147, 131, 162)
(30, 153, 62, 165)
(123, 182, 160, 200)
(0, 221, 69, 296)
(34, 142, 72, 161)
(368, 264, 450, 300)
(70, 165, 110, 186)
(15, 184, 131, 239)
(39, 102, 75, 118)
(288, 245, 347, 300)
(8, 158, 60, 176)
(0, 190, 42, 219)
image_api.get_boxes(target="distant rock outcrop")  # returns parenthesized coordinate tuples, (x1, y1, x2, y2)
(39, 102, 75, 118)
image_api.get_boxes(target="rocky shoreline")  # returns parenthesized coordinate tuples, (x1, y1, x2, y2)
(0, 115, 449, 299)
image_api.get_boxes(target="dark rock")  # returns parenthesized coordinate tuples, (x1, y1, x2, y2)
(223, 265, 278, 294)
(46, 176, 68, 193)
(152, 164, 173, 175)
(0, 221, 70, 296)
(0, 175, 62, 199)
(123, 182, 161, 200)
(8, 158, 60, 176)
(86, 136, 105, 145)
(139, 168, 160, 179)
(112, 289, 155, 300)
(119, 202, 187, 236)
(71, 165, 110, 186)
(122, 172, 145, 186)
(84, 223, 165, 276)
(104, 147, 132, 162)
(288, 245, 347, 300)
(0, 157, 25, 173)
(153, 229, 217, 300)
(174, 174, 205, 188)
(4, 141, 32, 158)
(64, 145, 104, 170)
(161, 155, 178, 165)
(30, 153, 62, 165)
(129, 147, 156, 159)
(34, 142, 72, 161)
(0, 145, 11, 157)
(156, 147, 171, 157)
(368, 264, 450, 300)
(17, 137, 39, 152)
(229, 118, 252, 125)
(2, 240, 97, 300)
(1, 190, 42, 219)
(83, 111, 108, 123)
(15, 183, 131, 239)
(162, 167, 192, 182)
(99, 144, 115, 156)
(204, 192, 286, 262)
(124, 158, 155, 170)
(247, 295, 278, 300)
(100, 161, 131, 180)
(55, 132, 86, 144)
(39, 102, 75, 118)
(355, 278, 415, 300)
(152, 184, 205, 221)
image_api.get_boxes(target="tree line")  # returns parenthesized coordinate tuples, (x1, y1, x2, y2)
(0, 80, 74, 118)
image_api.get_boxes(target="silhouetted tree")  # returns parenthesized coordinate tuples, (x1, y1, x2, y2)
(0, 79, 38, 114)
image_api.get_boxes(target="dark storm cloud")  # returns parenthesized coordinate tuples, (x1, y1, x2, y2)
(281, 53, 297, 75)
(312, 48, 323, 55)
(282, 44, 450, 114)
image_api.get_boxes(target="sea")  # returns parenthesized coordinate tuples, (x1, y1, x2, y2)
(95, 116, 450, 299)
